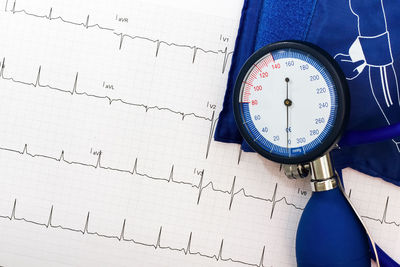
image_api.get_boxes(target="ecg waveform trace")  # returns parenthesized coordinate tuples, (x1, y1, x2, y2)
(0, 190, 397, 267)
(1, 142, 399, 228)
(0, 143, 304, 219)
(3, 1, 398, 266)
(0, 58, 218, 158)
(0, 58, 212, 122)
(6, 0, 233, 73)
(348, 190, 400, 227)
(0, 1, 293, 266)
(0, 199, 268, 267)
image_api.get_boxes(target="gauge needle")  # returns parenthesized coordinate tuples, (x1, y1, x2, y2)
(284, 77, 291, 154)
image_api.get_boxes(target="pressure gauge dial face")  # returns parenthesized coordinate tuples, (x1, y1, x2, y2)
(233, 41, 349, 164)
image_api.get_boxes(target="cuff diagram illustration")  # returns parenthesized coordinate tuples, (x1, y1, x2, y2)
(334, 0, 400, 152)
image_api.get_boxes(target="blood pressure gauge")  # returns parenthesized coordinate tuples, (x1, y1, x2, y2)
(233, 41, 374, 266)
(233, 41, 349, 164)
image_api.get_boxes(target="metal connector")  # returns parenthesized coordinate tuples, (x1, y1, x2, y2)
(309, 153, 337, 192)
(282, 163, 310, 179)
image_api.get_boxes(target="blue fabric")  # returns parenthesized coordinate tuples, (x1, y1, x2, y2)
(215, 0, 400, 184)
(306, 0, 400, 187)
(215, 0, 400, 264)
(215, 0, 317, 151)
(254, 0, 317, 49)
(374, 244, 400, 267)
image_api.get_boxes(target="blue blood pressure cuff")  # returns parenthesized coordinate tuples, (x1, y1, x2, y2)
(215, 0, 400, 186)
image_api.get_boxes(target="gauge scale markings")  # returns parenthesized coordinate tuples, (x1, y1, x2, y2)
(240, 51, 336, 156)
(234, 42, 347, 163)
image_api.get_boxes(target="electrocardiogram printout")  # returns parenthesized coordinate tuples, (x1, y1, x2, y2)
(0, 0, 398, 266)
(342, 169, 400, 264)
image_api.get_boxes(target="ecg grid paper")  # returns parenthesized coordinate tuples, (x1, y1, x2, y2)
(0, 0, 398, 266)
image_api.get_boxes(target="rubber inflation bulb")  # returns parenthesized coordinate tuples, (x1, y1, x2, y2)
(296, 187, 370, 266)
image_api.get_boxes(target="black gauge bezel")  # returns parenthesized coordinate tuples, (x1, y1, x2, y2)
(233, 41, 350, 164)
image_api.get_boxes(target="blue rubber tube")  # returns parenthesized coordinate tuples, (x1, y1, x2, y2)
(340, 122, 400, 147)
(296, 187, 370, 266)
